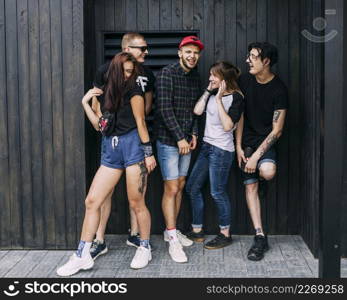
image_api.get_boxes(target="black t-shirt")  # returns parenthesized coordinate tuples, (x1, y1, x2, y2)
(93, 62, 155, 93)
(97, 85, 144, 136)
(93, 62, 154, 136)
(238, 73, 288, 148)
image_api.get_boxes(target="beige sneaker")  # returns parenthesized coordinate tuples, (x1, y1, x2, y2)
(56, 253, 94, 276)
(130, 246, 152, 269)
(164, 230, 193, 247)
(168, 240, 188, 263)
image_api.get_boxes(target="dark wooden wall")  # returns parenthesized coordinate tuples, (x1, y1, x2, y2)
(342, 0, 347, 257)
(0, 0, 85, 249)
(85, 0, 310, 240)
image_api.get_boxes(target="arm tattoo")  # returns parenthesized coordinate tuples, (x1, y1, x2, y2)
(273, 110, 281, 122)
(137, 161, 148, 194)
(258, 134, 278, 157)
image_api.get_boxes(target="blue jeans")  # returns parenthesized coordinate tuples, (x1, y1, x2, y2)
(156, 140, 191, 180)
(186, 142, 234, 229)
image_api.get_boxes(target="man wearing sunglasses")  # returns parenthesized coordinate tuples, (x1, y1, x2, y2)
(236, 42, 288, 261)
(91, 32, 155, 259)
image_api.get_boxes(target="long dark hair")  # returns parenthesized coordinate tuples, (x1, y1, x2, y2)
(103, 52, 140, 112)
(210, 61, 242, 95)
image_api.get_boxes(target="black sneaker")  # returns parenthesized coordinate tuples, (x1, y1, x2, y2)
(126, 234, 141, 248)
(126, 234, 155, 251)
(204, 233, 232, 249)
(186, 229, 205, 242)
(90, 239, 108, 260)
(247, 235, 269, 261)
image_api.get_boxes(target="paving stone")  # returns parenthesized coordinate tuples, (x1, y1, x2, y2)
(26, 251, 67, 278)
(0, 251, 29, 277)
(4, 251, 47, 278)
(246, 264, 266, 276)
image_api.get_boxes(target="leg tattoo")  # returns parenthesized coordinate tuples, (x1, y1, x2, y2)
(137, 161, 148, 194)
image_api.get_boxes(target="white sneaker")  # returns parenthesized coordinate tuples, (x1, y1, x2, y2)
(130, 246, 152, 269)
(164, 230, 193, 247)
(168, 241, 188, 263)
(56, 253, 94, 276)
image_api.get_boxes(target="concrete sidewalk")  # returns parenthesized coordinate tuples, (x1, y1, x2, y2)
(0, 235, 346, 278)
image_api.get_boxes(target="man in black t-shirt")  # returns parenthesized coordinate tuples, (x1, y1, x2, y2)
(90, 33, 155, 258)
(236, 42, 288, 261)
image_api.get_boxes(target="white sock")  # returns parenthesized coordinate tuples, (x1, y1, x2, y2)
(167, 228, 178, 242)
(82, 242, 92, 257)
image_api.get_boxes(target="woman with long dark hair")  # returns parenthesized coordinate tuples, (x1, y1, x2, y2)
(185, 61, 244, 249)
(57, 52, 156, 276)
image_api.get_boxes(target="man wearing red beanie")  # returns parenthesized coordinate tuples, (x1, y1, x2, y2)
(154, 36, 204, 263)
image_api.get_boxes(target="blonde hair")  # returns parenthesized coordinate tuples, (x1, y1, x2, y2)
(121, 32, 145, 49)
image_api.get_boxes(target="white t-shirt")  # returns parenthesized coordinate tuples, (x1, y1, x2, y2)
(203, 93, 238, 152)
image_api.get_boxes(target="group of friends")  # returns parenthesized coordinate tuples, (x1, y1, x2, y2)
(57, 33, 288, 276)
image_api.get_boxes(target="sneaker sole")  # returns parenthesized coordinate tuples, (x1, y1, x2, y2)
(57, 261, 94, 277)
(170, 256, 188, 263)
(204, 243, 232, 250)
(189, 237, 205, 243)
(92, 247, 108, 260)
(164, 236, 194, 247)
(126, 240, 139, 248)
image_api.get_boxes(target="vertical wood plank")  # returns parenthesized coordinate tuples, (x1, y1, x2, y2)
(104, 0, 115, 31)
(72, 0, 86, 236)
(95, 0, 105, 68)
(276, 0, 289, 234)
(39, 0, 55, 247)
(148, 0, 159, 30)
(49, 0, 63, 248)
(125, 0, 137, 31)
(256, 0, 267, 41)
(183, 0, 193, 30)
(137, 0, 149, 30)
(287, 0, 300, 235)
(172, 0, 182, 30)
(264, 0, 278, 233)
(214, 0, 225, 60)
(17, 0, 35, 247)
(0, 0, 11, 247)
(235, 0, 248, 233)
(224, 0, 237, 64)
(5, 0, 23, 248)
(246, 0, 257, 46)
(114, 0, 126, 31)
(62, 0, 78, 248)
(160, 0, 172, 30)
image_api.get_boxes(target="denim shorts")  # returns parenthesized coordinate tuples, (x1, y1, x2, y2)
(242, 147, 277, 185)
(101, 129, 144, 169)
(156, 140, 191, 180)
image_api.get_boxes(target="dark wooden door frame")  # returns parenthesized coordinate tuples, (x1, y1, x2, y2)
(319, 0, 345, 278)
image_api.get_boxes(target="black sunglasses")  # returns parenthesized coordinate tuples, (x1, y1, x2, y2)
(128, 45, 148, 52)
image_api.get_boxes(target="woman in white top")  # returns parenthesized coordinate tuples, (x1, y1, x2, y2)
(186, 61, 244, 249)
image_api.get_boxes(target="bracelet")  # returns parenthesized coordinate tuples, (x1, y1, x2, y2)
(141, 141, 153, 158)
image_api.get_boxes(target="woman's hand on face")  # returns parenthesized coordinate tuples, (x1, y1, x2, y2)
(207, 81, 213, 91)
(216, 80, 226, 99)
(145, 156, 156, 174)
(82, 88, 103, 105)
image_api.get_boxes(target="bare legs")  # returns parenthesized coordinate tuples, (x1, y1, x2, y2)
(162, 176, 186, 229)
(245, 162, 276, 233)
